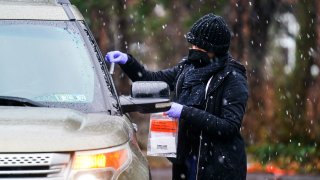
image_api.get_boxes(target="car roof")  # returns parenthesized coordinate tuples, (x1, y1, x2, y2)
(0, 0, 84, 20)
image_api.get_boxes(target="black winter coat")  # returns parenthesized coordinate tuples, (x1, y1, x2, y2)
(120, 54, 249, 180)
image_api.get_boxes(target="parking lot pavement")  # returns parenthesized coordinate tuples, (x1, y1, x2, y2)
(247, 174, 320, 180)
(151, 168, 320, 180)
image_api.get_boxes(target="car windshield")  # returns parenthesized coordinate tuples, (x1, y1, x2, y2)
(0, 20, 112, 112)
(0, 0, 55, 5)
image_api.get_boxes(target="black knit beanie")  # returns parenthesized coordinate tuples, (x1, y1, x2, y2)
(186, 13, 231, 55)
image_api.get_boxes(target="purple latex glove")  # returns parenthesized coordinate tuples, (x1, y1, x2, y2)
(105, 51, 128, 64)
(165, 103, 183, 119)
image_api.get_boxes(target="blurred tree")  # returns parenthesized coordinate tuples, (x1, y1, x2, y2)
(70, 1, 320, 170)
(128, 0, 229, 68)
(72, 0, 131, 94)
(305, 0, 320, 141)
(272, 0, 316, 143)
(228, 0, 280, 144)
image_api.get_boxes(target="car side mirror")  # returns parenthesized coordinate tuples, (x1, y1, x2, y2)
(119, 81, 172, 113)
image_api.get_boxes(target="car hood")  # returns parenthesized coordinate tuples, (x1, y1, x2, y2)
(0, 106, 130, 152)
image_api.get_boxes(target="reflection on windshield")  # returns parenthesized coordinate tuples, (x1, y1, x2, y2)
(0, 21, 94, 103)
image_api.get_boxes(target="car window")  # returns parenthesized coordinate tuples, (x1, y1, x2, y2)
(0, 20, 112, 112)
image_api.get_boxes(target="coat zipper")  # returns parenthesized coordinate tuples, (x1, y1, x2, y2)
(196, 131, 202, 180)
(195, 72, 229, 179)
(196, 79, 212, 180)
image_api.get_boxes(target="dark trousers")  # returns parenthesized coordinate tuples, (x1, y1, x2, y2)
(172, 162, 189, 180)
(172, 162, 246, 180)
(172, 157, 197, 180)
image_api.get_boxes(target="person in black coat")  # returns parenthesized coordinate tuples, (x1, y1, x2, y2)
(106, 13, 249, 180)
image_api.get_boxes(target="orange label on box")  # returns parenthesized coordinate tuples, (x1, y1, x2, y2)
(150, 120, 178, 133)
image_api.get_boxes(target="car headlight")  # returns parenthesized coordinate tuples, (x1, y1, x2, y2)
(69, 143, 132, 180)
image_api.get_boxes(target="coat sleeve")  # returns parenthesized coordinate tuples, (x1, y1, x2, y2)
(119, 55, 181, 91)
(180, 73, 248, 140)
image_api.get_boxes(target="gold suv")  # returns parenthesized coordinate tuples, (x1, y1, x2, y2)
(0, 0, 170, 179)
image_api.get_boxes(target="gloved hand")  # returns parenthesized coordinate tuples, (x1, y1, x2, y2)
(105, 51, 128, 64)
(165, 102, 183, 119)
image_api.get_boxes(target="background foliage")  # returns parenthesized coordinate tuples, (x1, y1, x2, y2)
(72, 0, 320, 173)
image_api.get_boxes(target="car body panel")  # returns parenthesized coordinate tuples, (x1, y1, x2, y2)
(119, 144, 149, 180)
(0, 0, 150, 179)
(0, 106, 129, 152)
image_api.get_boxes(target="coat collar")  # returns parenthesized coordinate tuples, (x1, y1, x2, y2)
(205, 55, 234, 97)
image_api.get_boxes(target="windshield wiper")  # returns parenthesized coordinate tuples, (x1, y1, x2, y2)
(0, 96, 46, 107)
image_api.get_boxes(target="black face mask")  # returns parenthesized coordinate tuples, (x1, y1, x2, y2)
(187, 49, 211, 67)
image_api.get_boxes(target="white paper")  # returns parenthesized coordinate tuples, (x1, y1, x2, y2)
(149, 136, 176, 154)
(150, 132, 174, 138)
